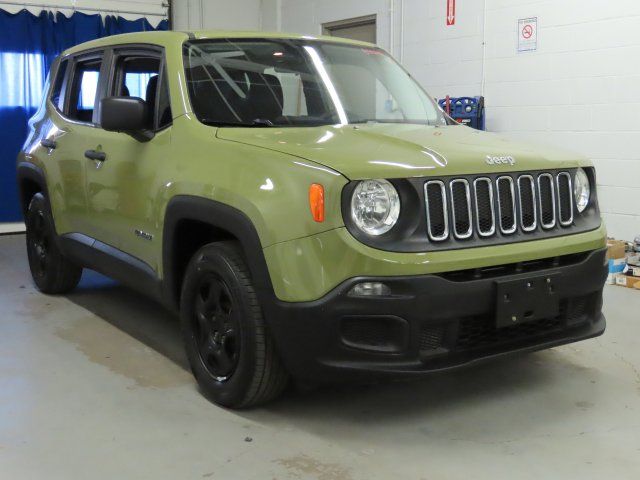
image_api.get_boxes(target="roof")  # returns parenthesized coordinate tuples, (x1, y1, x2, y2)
(62, 30, 376, 56)
(63, 31, 188, 55)
(190, 30, 375, 47)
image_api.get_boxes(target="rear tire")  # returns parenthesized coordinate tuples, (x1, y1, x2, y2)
(25, 193, 82, 294)
(180, 241, 288, 408)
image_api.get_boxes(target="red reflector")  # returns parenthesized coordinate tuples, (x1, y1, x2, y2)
(309, 184, 325, 222)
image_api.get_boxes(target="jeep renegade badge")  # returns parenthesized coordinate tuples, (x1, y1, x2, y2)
(486, 155, 516, 165)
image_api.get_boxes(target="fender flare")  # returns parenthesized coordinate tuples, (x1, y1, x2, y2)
(162, 195, 276, 311)
(16, 161, 49, 216)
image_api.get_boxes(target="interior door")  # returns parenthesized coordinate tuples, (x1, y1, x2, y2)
(323, 15, 377, 43)
(83, 48, 172, 271)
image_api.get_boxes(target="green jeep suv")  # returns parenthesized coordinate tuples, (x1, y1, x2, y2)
(17, 31, 607, 408)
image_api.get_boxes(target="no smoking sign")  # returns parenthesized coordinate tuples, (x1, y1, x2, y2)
(518, 17, 537, 52)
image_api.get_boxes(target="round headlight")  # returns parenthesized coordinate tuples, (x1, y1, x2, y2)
(350, 179, 400, 235)
(574, 168, 590, 213)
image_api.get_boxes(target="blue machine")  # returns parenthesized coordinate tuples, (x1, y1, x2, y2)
(438, 96, 485, 130)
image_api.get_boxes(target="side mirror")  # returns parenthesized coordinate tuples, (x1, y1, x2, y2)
(100, 96, 154, 142)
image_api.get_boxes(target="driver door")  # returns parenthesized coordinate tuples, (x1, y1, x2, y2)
(83, 47, 172, 271)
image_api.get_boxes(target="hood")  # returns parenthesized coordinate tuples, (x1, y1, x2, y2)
(217, 123, 589, 180)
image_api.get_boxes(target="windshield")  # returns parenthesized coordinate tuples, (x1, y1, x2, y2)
(183, 39, 446, 127)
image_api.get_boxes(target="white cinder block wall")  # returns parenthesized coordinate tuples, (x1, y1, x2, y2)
(172, 0, 261, 30)
(400, 0, 485, 100)
(482, 0, 640, 241)
(172, 0, 640, 241)
(0, 0, 166, 24)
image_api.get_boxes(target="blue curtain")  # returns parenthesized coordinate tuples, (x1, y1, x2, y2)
(105, 15, 168, 35)
(0, 9, 168, 222)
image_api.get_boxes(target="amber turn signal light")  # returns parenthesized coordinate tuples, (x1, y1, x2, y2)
(309, 183, 325, 222)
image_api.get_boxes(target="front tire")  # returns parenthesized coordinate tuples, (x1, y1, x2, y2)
(25, 193, 82, 294)
(180, 242, 288, 408)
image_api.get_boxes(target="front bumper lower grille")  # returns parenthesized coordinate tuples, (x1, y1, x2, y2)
(420, 292, 597, 354)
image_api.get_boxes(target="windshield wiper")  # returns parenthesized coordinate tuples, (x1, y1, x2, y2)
(199, 118, 275, 128)
(348, 118, 379, 124)
(349, 119, 432, 125)
(251, 118, 274, 127)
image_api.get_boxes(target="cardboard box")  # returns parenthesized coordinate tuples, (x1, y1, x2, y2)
(609, 257, 626, 274)
(606, 239, 626, 260)
(621, 264, 640, 277)
(614, 274, 640, 289)
(627, 253, 640, 267)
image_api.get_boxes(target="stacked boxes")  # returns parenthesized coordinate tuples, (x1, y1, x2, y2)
(607, 238, 640, 290)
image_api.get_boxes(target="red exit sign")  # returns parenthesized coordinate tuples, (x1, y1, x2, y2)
(446, 0, 456, 26)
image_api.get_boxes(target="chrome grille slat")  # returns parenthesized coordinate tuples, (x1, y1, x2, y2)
(449, 179, 473, 239)
(496, 176, 516, 234)
(557, 172, 573, 226)
(423, 171, 574, 243)
(537, 173, 557, 229)
(473, 177, 495, 237)
(517, 175, 537, 232)
(424, 180, 449, 242)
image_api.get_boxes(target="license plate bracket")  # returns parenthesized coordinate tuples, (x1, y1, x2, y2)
(495, 273, 560, 328)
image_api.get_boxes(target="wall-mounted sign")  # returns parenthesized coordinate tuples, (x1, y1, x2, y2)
(517, 17, 537, 52)
(446, 0, 455, 26)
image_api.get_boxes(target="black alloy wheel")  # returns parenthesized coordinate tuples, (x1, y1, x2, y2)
(25, 193, 82, 294)
(180, 241, 288, 408)
(26, 208, 50, 280)
(193, 274, 240, 381)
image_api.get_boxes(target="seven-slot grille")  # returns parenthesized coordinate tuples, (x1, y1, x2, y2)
(424, 171, 574, 242)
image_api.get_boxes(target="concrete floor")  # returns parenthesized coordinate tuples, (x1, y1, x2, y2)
(0, 233, 639, 479)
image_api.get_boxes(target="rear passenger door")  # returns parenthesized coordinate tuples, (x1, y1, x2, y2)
(83, 47, 172, 271)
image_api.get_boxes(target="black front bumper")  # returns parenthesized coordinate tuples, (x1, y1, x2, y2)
(267, 248, 608, 382)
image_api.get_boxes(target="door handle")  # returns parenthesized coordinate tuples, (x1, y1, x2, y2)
(41, 139, 56, 149)
(84, 149, 106, 162)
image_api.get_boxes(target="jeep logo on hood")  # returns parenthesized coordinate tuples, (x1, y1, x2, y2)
(486, 155, 516, 166)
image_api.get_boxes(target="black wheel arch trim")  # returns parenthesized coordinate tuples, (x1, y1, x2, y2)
(16, 161, 50, 217)
(162, 195, 276, 312)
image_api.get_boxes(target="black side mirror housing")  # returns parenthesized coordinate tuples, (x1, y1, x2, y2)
(100, 96, 154, 142)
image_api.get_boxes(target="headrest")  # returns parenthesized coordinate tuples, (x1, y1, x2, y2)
(246, 72, 283, 121)
(146, 75, 158, 104)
